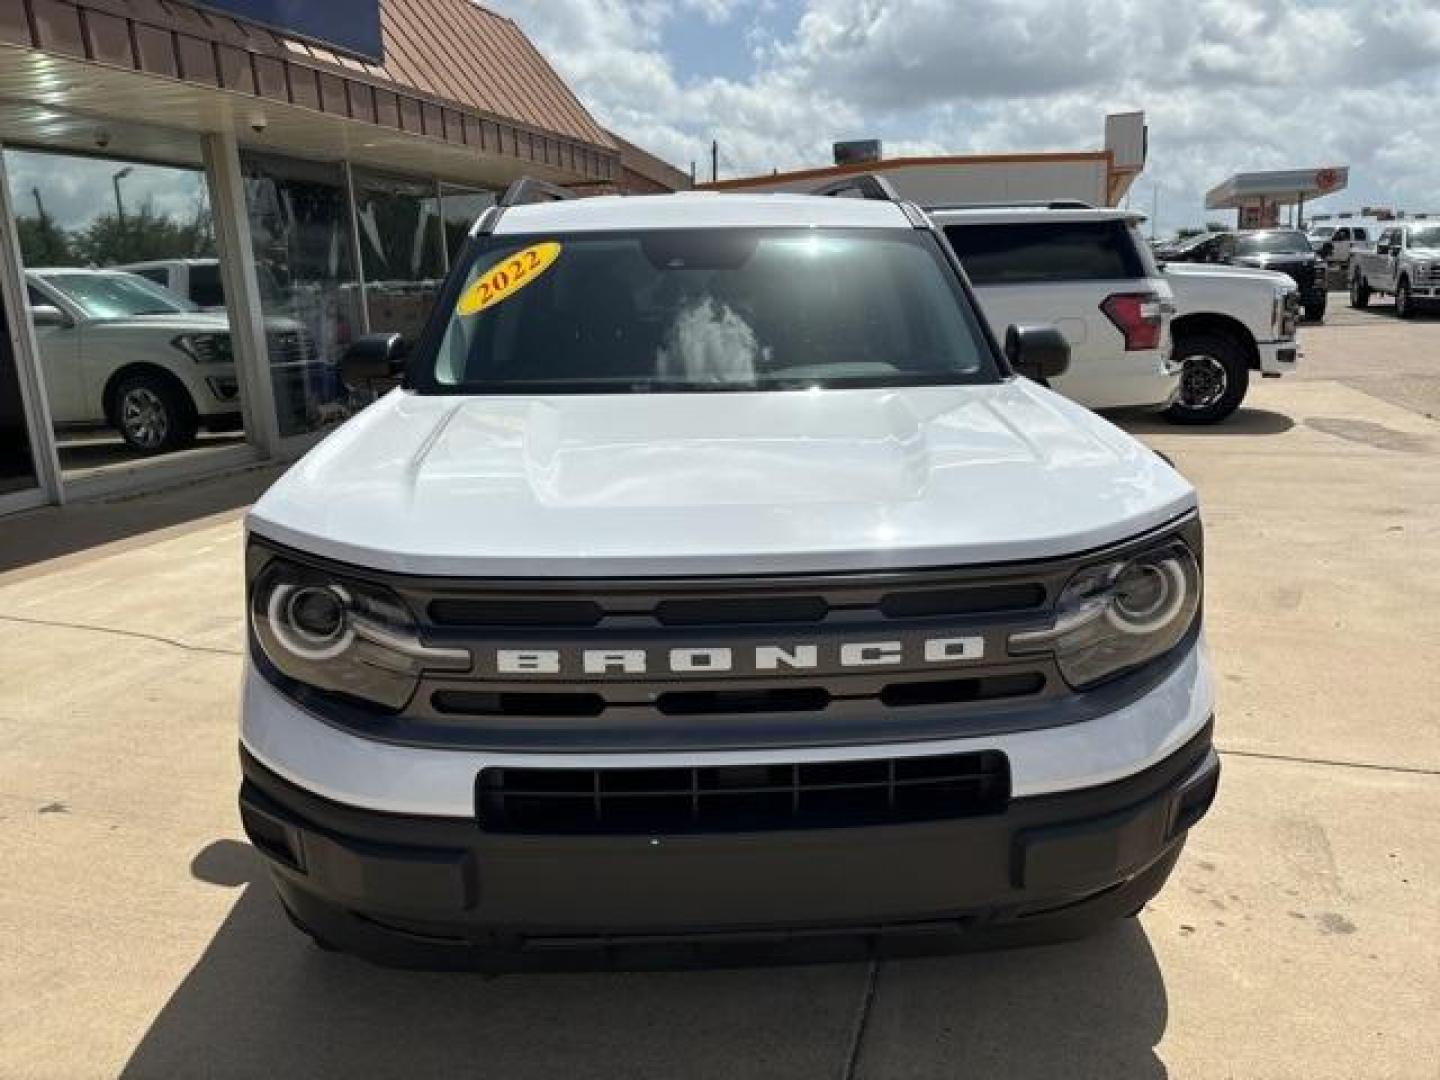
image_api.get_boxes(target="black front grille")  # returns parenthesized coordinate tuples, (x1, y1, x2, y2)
(476, 751, 1010, 834)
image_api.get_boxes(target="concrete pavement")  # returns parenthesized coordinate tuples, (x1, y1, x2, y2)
(1, 310, 1437, 1079)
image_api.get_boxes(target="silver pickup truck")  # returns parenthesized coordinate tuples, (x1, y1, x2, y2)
(1349, 222, 1440, 318)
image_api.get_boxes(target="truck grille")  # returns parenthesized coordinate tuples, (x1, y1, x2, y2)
(251, 514, 1203, 752)
(398, 568, 1064, 749)
(476, 751, 1010, 834)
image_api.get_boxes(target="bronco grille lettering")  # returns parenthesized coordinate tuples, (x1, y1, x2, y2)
(490, 636, 985, 677)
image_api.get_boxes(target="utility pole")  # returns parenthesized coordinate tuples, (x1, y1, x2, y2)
(711, 139, 718, 185)
(112, 165, 133, 229)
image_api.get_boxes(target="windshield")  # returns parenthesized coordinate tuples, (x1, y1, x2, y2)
(40, 272, 197, 318)
(1234, 230, 1311, 256)
(423, 228, 997, 394)
(1409, 225, 1440, 248)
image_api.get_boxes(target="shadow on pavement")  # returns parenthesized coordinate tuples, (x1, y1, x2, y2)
(1111, 406, 1295, 437)
(119, 841, 1169, 1080)
(0, 463, 281, 577)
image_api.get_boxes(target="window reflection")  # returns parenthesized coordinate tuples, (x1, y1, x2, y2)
(4, 147, 246, 474)
(440, 186, 497, 265)
(241, 152, 360, 437)
(353, 171, 446, 344)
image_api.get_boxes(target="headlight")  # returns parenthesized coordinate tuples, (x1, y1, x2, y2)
(173, 332, 233, 364)
(250, 555, 470, 710)
(1009, 537, 1201, 689)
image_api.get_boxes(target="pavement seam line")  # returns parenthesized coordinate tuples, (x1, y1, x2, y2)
(0, 613, 242, 658)
(841, 958, 881, 1080)
(1217, 746, 1440, 778)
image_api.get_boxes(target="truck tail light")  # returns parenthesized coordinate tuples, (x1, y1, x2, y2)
(1100, 292, 1165, 351)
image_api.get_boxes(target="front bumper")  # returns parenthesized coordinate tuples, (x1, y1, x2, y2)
(239, 721, 1218, 970)
(1257, 339, 1299, 377)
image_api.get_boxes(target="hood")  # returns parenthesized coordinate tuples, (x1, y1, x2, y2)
(1164, 261, 1296, 289)
(248, 382, 1195, 577)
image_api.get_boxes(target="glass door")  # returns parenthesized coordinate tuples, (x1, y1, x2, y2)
(0, 287, 42, 503)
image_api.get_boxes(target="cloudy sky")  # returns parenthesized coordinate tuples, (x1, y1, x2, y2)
(487, 0, 1440, 235)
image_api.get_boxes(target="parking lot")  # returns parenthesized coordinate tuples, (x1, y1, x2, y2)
(1, 294, 1437, 1080)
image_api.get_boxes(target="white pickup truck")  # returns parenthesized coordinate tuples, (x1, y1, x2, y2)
(1349, 222, 1440, 318)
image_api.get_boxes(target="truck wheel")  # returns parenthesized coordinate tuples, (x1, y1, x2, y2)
(1304, 298, 1326, 323)
(1164, 333, 1249, 425)
(113, 372, 198, 454)
(1395, 278, 1415, 319)
(1349, 273, 1370, 309)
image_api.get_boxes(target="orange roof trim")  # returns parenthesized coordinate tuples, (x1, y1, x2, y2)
(703, 151, 1113, 190)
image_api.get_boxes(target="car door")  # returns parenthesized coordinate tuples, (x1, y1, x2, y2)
(1370, 229, 1393, 289)
(25, 282, 91, 424)
(943, 217, 1171, 409)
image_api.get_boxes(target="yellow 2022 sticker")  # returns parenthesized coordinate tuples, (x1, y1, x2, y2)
(457, 241, 562, 316)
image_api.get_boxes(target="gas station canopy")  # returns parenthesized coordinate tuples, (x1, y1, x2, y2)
(1205, 167, 1349, 228)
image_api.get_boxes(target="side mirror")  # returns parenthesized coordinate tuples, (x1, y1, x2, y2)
(29, 304, 67, 328)
(340, 332, 407, 390)
(1005, 324, 1070, 384)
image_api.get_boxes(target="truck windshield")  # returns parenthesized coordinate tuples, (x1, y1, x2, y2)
(1234, 231, 1311, 256)
(39, 272, 197, 318)
(1409, 226, 1440, 248)
(422, 228, 998, 393)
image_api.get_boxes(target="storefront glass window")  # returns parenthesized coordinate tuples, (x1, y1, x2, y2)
(3, 147, 246, 477)
(352, 171, 446, 343)
(440, 186, 498, 265)
(240, 152, 362, 438)
(0, 297, 38, 496)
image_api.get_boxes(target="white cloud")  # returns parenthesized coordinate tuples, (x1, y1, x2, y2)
(487, 0, 1440, 233)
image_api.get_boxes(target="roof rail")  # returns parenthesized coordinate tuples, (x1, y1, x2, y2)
(923, 199, 1098, 211)
(811, 174, 902, 202)
(499, 177, 577, 208)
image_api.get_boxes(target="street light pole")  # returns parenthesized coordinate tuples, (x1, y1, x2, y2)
(112, 165, 133, 228)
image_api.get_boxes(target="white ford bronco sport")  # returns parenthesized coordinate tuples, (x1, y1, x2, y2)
(240, 178, 1218, 969)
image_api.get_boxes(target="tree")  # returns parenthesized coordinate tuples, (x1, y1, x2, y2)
(71, 198, 217, 267)
(14, 211, 76, 267)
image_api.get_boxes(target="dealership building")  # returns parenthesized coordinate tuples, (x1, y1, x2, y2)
(703, 112, 1149, 209)
(0, 0, 684, 516)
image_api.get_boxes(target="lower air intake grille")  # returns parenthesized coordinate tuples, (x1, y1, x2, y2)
(476, 751, 1010, 834)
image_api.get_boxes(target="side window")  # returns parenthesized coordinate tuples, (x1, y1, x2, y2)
(1354, 229, 1368, 240)
(1333, 228, 1350, 242)
(26, 285, 48, 307)
(1216, 234, 1237, 260)
(942, 220, 1145, 285)
(189, 264, 225, 307)
(1380, 229, 1398, 248)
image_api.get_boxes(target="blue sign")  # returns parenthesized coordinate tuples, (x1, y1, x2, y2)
(197, 1, 383, 64)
